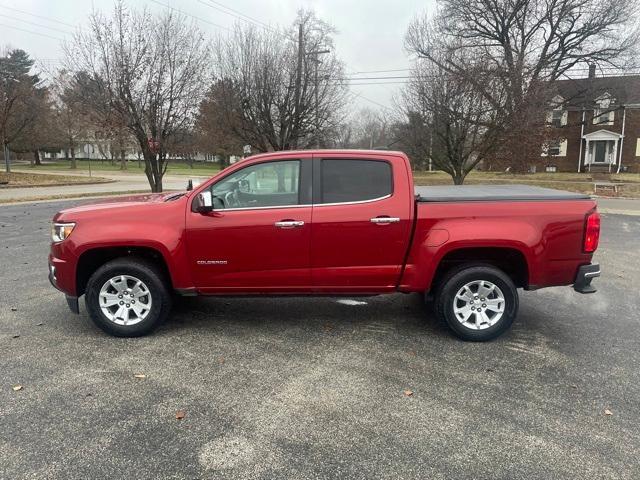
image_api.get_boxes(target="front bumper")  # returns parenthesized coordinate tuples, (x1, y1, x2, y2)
(573, 263, 600, 294)
(49, 254, 79, 314)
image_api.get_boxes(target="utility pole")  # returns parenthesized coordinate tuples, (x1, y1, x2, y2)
(292, 23, 304, 149)
(306, 49, 330, 148)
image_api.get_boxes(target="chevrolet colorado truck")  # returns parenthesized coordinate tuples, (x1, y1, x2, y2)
(49, 150, 601, 341)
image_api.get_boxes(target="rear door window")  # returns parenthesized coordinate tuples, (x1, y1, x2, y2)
(319, 159, 392, 204)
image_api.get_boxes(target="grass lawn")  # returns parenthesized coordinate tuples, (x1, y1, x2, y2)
(27, 159, 221, 177)
(0, 171, 111, 188)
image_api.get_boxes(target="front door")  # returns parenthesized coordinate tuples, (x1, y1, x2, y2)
(186, 158, 312, 293)
(310, 156, 412, 292)
(594, 140, 607, 163)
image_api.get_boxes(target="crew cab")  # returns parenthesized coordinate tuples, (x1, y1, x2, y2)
(49, 150, 601, 341)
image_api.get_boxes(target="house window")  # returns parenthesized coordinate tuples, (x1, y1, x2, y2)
(547, 96, 567, 127)
(543, 139, 567, 157)
(550, 109, 564, 127)
(593, 94, 615, 125)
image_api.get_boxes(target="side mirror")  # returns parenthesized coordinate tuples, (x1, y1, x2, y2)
(195, 190, 213, 213)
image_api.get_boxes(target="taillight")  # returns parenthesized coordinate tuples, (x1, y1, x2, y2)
(583, 210, 600, 253)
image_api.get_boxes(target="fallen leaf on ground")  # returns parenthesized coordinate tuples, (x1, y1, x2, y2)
(604, 409, 613, 416)
(10, 307, 17, 311)
(175, 410, 186, 420)
(218, 357, 225, 364)
(133, 373, 146, 379)
(36, 323, 43, 326)
(403, 390, 413, 397)
(12, 334, 19, 339)
(408, 350, 416, 356)
(570, 384, 578, 389)
(12, 385, 23, 391)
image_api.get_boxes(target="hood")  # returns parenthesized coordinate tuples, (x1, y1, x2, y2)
(53, 191, 188, 219)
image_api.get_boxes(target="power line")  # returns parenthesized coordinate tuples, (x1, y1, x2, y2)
(349, 68, 411, 75)
(202, 0, 273, 29)
(340, 75, 412, 80)
(197, 0, 276, 32)
(351, 91, 393, 111)
(149, 0, 231, 32)
(0, 23, 64, 41)
(0, 13, 73, 35)
(0, 4, 76, 28)
(338, 81, 412, 85)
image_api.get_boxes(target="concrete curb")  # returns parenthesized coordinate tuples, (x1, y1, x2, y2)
(0, 190, 151, 206)
(599, 208, 640, 216)
(0, 179, 115, 189)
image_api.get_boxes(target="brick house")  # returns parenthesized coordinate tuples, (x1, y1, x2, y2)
(541, 65, 640, 173)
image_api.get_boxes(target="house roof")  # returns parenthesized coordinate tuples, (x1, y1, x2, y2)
(553, 75, 640, 108)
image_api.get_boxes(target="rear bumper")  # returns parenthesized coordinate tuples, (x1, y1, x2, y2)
(573, 263, 600, 294)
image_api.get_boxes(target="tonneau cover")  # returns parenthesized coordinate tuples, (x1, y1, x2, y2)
(415, 184, 590, 202)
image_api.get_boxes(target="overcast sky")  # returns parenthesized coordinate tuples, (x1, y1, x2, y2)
(1, 0, 436, 111)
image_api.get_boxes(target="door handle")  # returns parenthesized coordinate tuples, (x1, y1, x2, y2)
(370, 216, 400, 224)
(275, 220, 305, 228)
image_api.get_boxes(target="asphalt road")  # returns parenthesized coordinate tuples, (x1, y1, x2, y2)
(1, 201, 639, 479)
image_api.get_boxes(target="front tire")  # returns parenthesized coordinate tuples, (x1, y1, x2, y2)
(434, 264, 518, 341)
(85, 258, 172, 337)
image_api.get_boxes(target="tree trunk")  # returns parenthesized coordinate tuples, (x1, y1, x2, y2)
(35, 150, 41, 165)
(70, 146, 77, 169)
(143, 150, 163, 192)
(452, 169, 466, 185)
(120, 149, 127, 170)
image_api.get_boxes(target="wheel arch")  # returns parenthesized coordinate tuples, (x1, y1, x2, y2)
(76, 246, 173, 297)
(430, 246, 529, 292)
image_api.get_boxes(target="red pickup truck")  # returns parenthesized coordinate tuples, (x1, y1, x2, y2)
(49, 150, 600, 341)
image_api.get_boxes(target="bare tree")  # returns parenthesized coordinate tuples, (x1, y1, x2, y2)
(194, 79, 245, 167)
(401, 56, 501, 184)
(51, 70, 91, 169)
(65, 1, 211, 191)
(0, 49, 44, 171)
(406, 0, 640, 171)
(346, 108, 393, 149)
(211, 10, 348, 152)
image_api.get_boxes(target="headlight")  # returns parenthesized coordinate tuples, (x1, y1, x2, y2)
(51, 222, 76, 243)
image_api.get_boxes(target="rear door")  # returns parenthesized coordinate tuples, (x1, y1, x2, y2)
(186, 158, 313, 293)
(310, 154, 412, 292)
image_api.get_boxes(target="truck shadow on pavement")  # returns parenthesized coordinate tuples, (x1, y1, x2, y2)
(164, 292, 498, 343)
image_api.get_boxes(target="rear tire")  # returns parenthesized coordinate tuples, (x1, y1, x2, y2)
(434, 264, 518, 341)
(85, 258, 172, 337)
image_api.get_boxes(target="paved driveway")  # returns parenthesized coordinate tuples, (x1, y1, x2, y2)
(1, 170, 209, 202)
(1, 201, 639, 479)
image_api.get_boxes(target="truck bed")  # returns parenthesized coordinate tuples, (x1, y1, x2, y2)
(415, 184, 591, 202)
